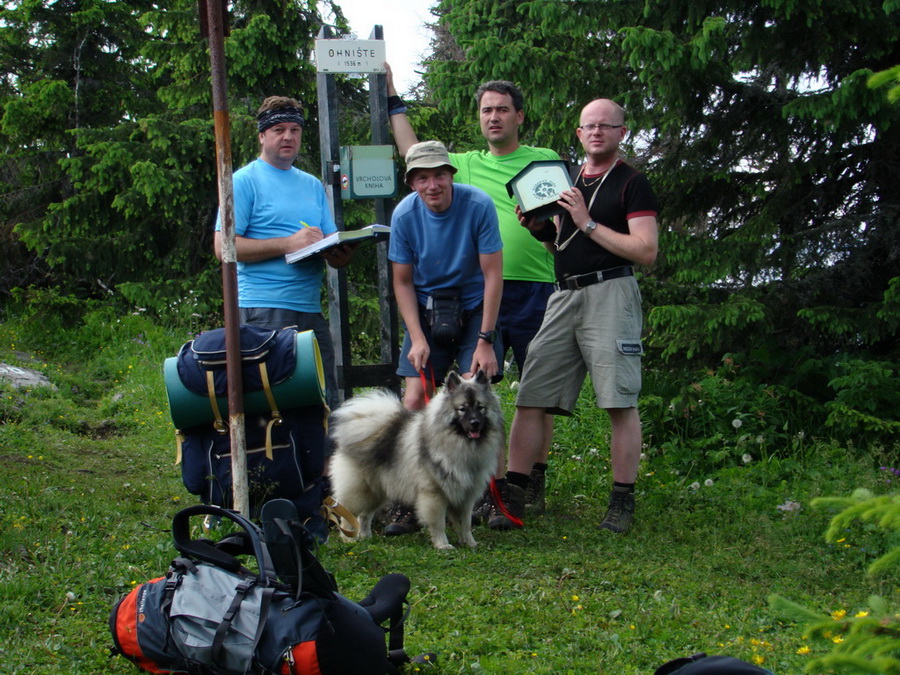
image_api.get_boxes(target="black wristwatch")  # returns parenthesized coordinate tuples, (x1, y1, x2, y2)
(477, 330, 497, 344)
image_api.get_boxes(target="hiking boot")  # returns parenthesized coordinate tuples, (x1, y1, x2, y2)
(471, 488, 493, 526)
(487, 479, 526, 530)
(384, 502, 421, 536)
(598, 489, 635, 533)
(525, 468, 546, 513)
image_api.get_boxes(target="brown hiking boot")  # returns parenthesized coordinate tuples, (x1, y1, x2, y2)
(487, 479, 526, 530)
(384, 502, 421, 536)
(524, 468, 546, 513)
(598, 489, 635, 533)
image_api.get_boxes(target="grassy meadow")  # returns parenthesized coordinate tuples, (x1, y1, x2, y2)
(0, 308, 896, 674)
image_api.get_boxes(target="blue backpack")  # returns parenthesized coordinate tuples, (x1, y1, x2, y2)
(165, 326, 329, 534)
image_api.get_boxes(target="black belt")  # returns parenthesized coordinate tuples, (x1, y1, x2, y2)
(555, 266, 634, 291)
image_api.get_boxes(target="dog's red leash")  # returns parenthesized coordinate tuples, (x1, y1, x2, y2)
(489, 477, 524, 528)
(418, 362, 436, 404)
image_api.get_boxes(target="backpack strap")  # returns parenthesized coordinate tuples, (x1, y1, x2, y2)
(209, 580, 274, 666)
(174, 430, 184, 465)
(258, 361, 282, 460)
(357, 574, 435, 671)
(171, 505, 277, 586)
(322, 495, 360, 538)
(205, 370, 227, 434)
(261, 499, 338, 598)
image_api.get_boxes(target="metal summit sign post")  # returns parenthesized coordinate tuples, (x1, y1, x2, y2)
(315, 26, 400, 401)
(314, 38, 386, 75)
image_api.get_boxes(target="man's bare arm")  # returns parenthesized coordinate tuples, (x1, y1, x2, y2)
(385, 63, 419, 158)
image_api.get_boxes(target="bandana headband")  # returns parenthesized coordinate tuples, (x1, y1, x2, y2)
(257, 107, 305, 133)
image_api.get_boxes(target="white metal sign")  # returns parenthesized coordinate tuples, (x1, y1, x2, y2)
(314, 39, 387, 75)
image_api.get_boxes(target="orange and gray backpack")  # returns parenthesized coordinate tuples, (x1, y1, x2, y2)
(110, 502, 426, 675)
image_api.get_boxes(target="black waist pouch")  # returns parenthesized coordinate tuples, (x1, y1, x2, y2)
(425, 287, 462, 349)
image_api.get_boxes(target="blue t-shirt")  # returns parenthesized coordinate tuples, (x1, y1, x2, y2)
(388, 183, 502, 310)
(216, 158, 337, 313)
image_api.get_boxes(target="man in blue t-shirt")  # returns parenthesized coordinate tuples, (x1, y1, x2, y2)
(214, 96, 355, 412)
(383, 140, 504, 535)
(389, 140, 504, 406)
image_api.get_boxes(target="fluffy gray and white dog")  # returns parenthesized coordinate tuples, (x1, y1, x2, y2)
(328, 370, 504, 549)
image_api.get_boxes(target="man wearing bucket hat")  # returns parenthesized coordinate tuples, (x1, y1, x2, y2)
(213, 96, 355, 413)
(390, 141, 503, 403)
(383, 140, 504, 536)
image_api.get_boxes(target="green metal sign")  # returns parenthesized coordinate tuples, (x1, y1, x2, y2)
(339, 145, 397, 200)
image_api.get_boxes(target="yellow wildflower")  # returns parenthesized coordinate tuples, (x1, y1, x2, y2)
(797, 646, 811, 655)
(831, 609, 847, 620)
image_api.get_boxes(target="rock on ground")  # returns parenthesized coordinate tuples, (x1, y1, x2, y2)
(0, 363, 58, 391)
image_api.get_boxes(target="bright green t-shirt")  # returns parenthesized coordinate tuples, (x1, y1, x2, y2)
(450, 145, 561, 283)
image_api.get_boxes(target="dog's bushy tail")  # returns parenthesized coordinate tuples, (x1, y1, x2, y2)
(330, 389, 409, 457)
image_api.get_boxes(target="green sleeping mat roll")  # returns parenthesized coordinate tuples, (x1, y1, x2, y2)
(164, 329, 325, 430)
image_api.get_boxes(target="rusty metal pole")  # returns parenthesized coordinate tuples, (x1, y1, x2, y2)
(203, 0, 249, 515)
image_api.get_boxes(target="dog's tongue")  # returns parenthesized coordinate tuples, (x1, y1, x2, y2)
(468, 430, 481, 439)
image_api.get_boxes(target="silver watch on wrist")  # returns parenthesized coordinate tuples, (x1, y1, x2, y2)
(583, 220, 598, 235)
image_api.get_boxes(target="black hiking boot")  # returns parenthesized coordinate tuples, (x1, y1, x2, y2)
(384, 502, 421, 536)
(471, 487, 493, 526)
(598, 488, 635, 533)
(524, 467, 546, 513)
(487, 478, 526, 530)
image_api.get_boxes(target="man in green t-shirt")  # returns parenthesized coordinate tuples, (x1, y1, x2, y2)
(385, 66, 557, 533)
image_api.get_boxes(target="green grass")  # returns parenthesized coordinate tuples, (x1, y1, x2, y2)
(0, 313, 896, 674)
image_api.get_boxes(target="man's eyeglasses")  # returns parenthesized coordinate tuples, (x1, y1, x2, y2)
(579, 123, 623, 132)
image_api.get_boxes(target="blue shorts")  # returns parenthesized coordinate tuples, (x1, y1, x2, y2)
(499, 281, 554, 374)
(397, 308, 504, 384)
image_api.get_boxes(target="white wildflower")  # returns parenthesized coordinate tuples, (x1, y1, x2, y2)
(704, 479, 714, 487)
(742, 453, 753, 464)
(756, 435, 765, 444)
(777, 500, 802, 513)
(732, 418, 743, 429)
(66, 591, 76, 602)
(690, 481, 701, 490)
